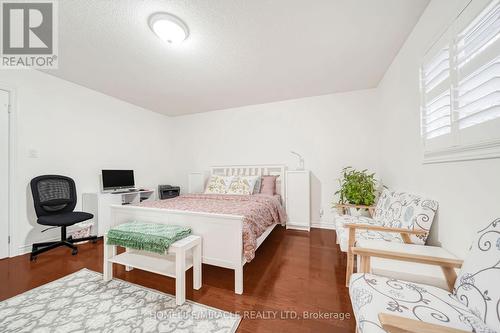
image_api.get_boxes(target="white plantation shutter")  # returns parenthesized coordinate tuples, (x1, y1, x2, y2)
(424, 48, 450, 93)
(457, 56, 500, 129)
(456, 0, 500, 146)
(424, 90, 452, 139)
(421, 31, 453, 149)
(422, 69, 452, 140)
(421, 0, 500, 162)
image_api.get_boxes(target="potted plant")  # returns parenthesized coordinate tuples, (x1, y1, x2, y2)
(334, 166, 378, 216)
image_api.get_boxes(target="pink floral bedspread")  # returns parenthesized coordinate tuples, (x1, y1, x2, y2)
(137, 194, 287, 262)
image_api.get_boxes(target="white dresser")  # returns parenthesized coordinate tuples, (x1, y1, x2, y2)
(285, 170, 311, 231)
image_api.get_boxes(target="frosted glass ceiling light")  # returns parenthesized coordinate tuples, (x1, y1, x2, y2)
(149, 13, 189, 45)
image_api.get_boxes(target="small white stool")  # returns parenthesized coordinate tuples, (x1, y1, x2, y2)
(103, 234, 202, 305)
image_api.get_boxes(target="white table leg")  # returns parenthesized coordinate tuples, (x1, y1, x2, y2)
(193, 243, 202, 290)
(125, 248, 133, 271)
(175, 250, 186, 305)
(235, 266, 243, 295)
(103, 234, 115, 282)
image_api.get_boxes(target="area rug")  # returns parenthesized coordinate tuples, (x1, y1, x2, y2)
(0, 268, 241, 333)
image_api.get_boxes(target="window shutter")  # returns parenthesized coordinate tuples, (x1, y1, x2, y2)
(421, 0, 500, 163)
(456, 0, 500, 130)
(421, 46, 452, 140)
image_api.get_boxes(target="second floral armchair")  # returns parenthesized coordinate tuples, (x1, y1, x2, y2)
(335, 189, 439, 285)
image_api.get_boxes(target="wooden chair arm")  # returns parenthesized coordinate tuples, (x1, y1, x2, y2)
(353, 247, 463, 291)
(351, 247, 463, 268)
(343, 222, 428, 286)
(344, 223, 428, 235)
(379, 313, 471, 333)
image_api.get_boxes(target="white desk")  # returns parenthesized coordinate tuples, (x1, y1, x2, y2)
(83, 190, 155, 236)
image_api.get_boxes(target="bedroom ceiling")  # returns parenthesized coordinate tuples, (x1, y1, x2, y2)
(44, 0, 430, 116)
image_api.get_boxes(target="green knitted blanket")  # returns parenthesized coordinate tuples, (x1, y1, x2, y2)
(106, 222, 192, 254)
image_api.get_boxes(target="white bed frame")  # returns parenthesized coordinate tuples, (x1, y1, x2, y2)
(109, 165, 287, 294)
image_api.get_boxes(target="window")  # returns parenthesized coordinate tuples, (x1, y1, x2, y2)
(421, 0, 500, 163)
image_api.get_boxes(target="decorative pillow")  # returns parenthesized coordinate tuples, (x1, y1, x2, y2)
(227, 176, 259, 195)
(260, 175, 279, 196)
(245, 176, 260, 194)
(204, 175, 233, 194)
(253, 177, 262, 194)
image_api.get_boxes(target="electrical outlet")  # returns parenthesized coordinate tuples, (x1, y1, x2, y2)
(319, 208, 324, 218)
(28, 149, 39, 158)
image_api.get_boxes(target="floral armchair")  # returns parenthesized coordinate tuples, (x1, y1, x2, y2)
(349, 219, 500, 333)
(335, 189, 439, 285)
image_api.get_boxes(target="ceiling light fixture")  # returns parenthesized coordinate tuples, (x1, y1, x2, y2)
(149, 12, 189, 45)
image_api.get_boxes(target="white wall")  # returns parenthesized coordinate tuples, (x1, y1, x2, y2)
(1, 70, 173, 256)
(377, 0, 500, 258)
(169, 90, 381, 228)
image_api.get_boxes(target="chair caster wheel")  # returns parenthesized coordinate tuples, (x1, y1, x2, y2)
(72, 249, 78, 255)
(30, 255, 37, 261)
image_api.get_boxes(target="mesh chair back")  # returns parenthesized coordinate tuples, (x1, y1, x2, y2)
(30, 175, 77, 217)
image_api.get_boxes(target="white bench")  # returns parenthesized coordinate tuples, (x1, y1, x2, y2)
(103, 234, 202, 305)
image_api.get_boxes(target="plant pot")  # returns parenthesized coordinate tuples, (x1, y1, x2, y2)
(348, 207, 371, 217)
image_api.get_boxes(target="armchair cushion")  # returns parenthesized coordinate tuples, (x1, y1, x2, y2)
(453, 219, 500, 329)
(336, 219, 403, 252)
(372, 190, 438, 245)
(349, 273, 496, 333)
(335, 214, 380, 248)
(372, 189, 393, 220)
(335, 214, 379, 232)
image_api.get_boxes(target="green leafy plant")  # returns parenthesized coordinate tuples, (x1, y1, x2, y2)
(334, 167, 377, 206)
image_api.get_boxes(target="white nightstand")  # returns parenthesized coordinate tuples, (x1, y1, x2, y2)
(285, 170, 311, 231)
(188, 172, 207, 193)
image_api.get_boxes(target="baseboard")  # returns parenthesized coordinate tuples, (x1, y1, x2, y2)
(286, 224, 310, 231)
(15, 234, 100, 257)
(311, 221, 335, 230)
(13, 223, 98, 257)
(16, 235, 60, 256)
(16, 245, 32, 256)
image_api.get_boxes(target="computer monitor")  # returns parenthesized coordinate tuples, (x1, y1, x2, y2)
(101, 170, 135, 191)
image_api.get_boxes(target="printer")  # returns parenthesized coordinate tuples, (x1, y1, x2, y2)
(158, 185, 180, 200)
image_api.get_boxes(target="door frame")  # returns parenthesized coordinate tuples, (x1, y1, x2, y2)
(0, 84, 17, 258)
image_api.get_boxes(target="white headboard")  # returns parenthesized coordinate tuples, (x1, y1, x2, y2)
(210, 165, 287, 203)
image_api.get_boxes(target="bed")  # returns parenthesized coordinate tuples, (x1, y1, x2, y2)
(109, 165, 287, 294)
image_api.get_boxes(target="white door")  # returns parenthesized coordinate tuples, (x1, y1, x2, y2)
(0, 90, 9, 259)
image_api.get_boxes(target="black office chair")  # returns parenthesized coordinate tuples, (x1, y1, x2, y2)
(30, 175, 97, 261)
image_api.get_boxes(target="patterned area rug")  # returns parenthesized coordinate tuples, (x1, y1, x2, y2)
(0, 269, 241, 333)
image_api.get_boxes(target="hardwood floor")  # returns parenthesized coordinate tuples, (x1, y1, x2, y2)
(0, 227, 355, 332)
